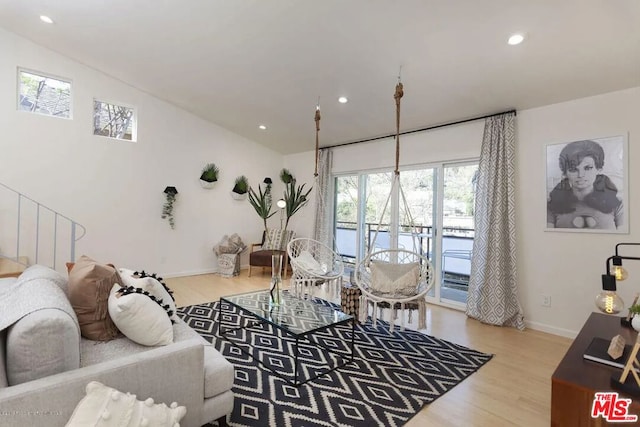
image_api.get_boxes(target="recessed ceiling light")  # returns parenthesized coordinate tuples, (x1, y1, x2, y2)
(338, 97, 348, 104)
(39, 15, 54, 24)
(507, 33, 524, 45)
(258, 125, 267, 130)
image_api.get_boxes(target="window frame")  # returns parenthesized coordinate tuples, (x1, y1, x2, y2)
(92, 97, 138, 142)
(16, 67, 73, 119)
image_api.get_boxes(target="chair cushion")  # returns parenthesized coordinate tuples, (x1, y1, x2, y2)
(250, 249, 286, 267)
(293, 250, 325, 274)
(263, 229, 294, 251)
(68, 255, 121, 341)
(370, 261, 420, 296)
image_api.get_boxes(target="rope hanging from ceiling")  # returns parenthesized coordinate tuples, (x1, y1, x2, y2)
(314, 98, 321, 177)
(394, 78, 403, 175)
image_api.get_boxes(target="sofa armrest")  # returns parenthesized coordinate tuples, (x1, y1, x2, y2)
(0, 338, 205, 427)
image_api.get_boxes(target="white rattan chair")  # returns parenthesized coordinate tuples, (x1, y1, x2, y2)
(354, 249, 434, 332)
(287, 238, 345, 299)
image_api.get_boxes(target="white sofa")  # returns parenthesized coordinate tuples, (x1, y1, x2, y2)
(0, 265, 234, 427)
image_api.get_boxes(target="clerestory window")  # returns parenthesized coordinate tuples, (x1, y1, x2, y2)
(17, 68, 72, 118)
(93, 99, 137, 141)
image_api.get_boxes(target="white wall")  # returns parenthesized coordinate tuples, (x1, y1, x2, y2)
(331, 120, 484, 174)
(518, 86, 640, 337)
(285, 86, 640, 337)
(0, 27, 284, 276)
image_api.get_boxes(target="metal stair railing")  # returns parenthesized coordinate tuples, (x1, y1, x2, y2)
(0, 182, 86, 272)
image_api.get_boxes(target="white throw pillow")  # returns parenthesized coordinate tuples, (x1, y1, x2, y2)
(108, 284, 173, 346)
(66, 381, 186, 427)
(294, 250, 325, 274)
(118, 268, 177, 321)
(370, 261, 420, 296)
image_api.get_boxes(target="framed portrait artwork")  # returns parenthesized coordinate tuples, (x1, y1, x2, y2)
(545, 134, 628, 233)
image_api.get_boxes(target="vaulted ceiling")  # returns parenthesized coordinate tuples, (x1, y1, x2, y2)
(1, 0, 638, 154)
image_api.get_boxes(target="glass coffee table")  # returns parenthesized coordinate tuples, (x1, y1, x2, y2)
(219, 289, 354, 386)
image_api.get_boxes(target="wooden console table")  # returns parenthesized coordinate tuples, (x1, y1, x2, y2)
(552, 312, 640, 426)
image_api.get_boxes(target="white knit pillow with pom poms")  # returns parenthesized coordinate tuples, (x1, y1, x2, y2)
(66, 381, 186, 427)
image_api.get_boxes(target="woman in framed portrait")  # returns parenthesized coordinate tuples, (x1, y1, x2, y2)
(547, 139, 623, 230)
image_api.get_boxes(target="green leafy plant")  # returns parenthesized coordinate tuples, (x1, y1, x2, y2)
(232, 175, 249, 194)
(248, 181, 276, 231)
(280, 168, 294, 184)
(629, 304, 640, 315)
(280, 169, 312, 229)
(200, 163, 219, 182)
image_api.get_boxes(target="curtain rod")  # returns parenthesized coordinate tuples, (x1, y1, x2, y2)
(323, 109, 517, 150)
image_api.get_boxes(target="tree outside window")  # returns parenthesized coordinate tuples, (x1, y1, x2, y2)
(93, 99, 136, 141)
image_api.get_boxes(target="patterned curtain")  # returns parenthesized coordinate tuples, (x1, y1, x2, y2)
(313, 149, 333, 246)
(466, 112, 525, 330)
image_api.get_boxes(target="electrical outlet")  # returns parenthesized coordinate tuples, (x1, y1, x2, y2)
(542, 294, 551, 307)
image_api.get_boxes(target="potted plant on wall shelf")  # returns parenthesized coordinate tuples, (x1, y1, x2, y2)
(231, 175, 249, 200)
(629, 304, 640, 331)
(200, 163, 219, 189)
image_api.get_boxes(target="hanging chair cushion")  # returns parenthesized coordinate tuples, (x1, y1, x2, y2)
(370, 260, 420, 296)
(293, 250, 325, 275)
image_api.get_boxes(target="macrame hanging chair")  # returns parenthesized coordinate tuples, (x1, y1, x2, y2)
(354, 76, 435, 332)
(287, 102, 345, 299)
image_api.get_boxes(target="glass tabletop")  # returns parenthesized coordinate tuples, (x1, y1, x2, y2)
(221, 289, 352, 337)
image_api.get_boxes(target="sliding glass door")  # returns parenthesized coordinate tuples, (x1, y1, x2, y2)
(334, 161, 477, 308)
(334, 175, 359, 267)
(437, 163, 477, 305)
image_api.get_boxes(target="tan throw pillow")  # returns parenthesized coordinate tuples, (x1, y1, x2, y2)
(370, 261, 420, 296)
(68, 255, 121, 341)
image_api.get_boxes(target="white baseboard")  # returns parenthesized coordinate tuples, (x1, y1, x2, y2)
(524, 319, 578, 339)
(162, 267, 218, 279)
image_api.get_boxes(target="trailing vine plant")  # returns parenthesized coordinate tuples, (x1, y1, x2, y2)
(161, 186, 178, 229)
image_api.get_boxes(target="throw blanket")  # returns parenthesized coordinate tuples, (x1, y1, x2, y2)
(0, 276, 79, 334)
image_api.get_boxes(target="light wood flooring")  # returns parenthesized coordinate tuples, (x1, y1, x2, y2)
(165, 270, 572, 427)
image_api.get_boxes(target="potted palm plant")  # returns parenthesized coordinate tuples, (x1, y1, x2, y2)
(199, 163, 219, 189)
(248, 178, 276, 232)
(280, 168, 312, 229)
(231, 175, 249, 200)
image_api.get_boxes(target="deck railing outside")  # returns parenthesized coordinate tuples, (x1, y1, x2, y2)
(335, 221, 474, 285)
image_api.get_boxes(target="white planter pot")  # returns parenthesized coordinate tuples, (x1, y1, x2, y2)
(230, 191, 247, 200)
(200, 179, 216, 189)
(632, 315, 640, 332)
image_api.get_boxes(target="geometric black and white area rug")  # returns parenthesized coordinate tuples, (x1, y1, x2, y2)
(178, 299, 493, 427)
